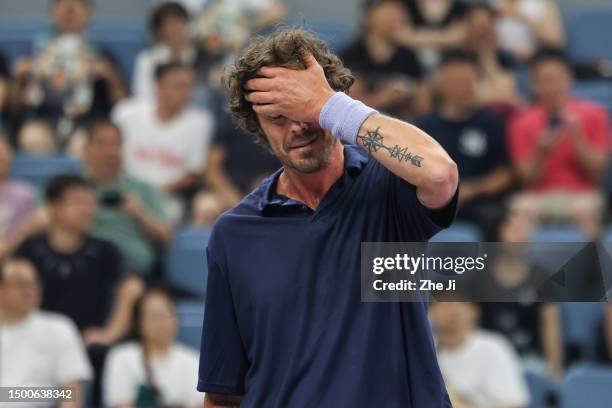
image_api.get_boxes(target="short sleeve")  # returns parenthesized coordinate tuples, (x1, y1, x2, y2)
(104, 241, 126, 282)
(131, 50, 154, 99)
(489, 115, 510, 166)
(186, 112, 214, 174)
(198, 248, 249, 395)
(507, 115, 536, 164)
(137, 181, 168, 220)
(14, 238, 32, 259)
(110, 101, 127, 126)
(585, 105, 611, 150)
(52, 317, 93, 384)
(103, 346, 136, 406)
(181, 350, 206, 406)
(397, 47, 423, 79)
(388, 164, 459, 240)
(482, 338, 530, 406)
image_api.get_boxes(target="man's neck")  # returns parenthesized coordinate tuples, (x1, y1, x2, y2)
(48, 225, 85, 254)
(0, 308, 29, 325)
(89, 167, 120, 185)
(156, 104, 181, 123)
(145, 341, 172, 359)
(440, 102, 475, 121)
(364, 32, 395, 62)
(543, 96, 570, 114)
(277, 144, 345, 210)
(437, 330, 470, 351)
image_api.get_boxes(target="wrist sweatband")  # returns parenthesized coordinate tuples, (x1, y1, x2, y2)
(319, 92, 378, 145)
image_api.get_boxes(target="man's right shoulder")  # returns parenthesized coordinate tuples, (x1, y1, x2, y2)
(15, 233, 47, 257)
(206, 181, 269, 260)
(32, 311, 81, 338)
(111, 98, 150, 123)
(509, 104, 543, 130)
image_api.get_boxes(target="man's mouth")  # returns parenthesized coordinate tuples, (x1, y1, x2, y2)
(288, 133, 320, 149)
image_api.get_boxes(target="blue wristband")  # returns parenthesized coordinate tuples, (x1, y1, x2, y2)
(319, 92, 378, 145)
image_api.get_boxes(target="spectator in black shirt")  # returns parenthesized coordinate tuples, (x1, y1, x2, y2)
(417, 50, 513, 240)
(15, 174, 144, 405)
(201, 107, 280, 210)
(342, 0, 430, 119)
(15, 174, 144, 345)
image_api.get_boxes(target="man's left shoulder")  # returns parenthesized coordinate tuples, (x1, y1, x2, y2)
(183, 106, 214, 129)
(32, 311, 81, 339)
(573, 98, 608, 120)
(474, 107, 505, 125)
(84, 235, 121, 258)
(472, 330, 517, 355)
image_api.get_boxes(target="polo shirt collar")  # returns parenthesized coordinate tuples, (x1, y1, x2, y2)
(258, 144, 369, 212)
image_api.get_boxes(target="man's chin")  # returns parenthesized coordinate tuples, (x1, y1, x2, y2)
(285, 136, 336, 174)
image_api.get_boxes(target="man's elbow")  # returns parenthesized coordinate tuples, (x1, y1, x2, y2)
(421, 158, 458, 209)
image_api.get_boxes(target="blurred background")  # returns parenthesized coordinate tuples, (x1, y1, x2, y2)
(0, 0, 612, 407)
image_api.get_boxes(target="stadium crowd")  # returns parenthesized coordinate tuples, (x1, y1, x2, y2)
(0, 0, 611, 407)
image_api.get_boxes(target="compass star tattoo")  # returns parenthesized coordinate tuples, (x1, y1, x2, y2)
(357, 127, 424, 167)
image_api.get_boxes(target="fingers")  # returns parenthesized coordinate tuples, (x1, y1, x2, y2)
(245, 91, 277, 104)
(301, 52, 318, 69)
(252, 103, 280, 116)
(245, 77, 274, 92)
(258, 66, 286, 78)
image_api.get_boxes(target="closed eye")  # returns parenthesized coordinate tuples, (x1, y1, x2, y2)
(268, 115, 287, 125)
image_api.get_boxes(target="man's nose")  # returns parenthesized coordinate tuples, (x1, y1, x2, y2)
(289, 121, 310, 135)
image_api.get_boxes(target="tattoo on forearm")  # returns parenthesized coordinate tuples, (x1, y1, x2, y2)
(357, 127, 424, 167)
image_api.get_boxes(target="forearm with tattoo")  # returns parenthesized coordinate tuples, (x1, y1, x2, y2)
(357, 126, 424, 168)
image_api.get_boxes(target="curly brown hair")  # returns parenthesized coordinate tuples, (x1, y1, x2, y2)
(222, 28, 355, 147)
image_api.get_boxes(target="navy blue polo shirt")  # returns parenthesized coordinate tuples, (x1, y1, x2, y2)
(198, 145, 458, 407)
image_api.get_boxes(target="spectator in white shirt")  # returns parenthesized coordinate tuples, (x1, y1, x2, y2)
(132, 2, 194, 100)
(103, 288, 202, 408)
(494, 0, 565, 61)
(112, 62, 213, 221)
(430, 301, 530, 408)
(0, 258, 92, 408)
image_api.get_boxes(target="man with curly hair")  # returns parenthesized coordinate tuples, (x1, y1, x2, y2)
(198, 28, 459, 407)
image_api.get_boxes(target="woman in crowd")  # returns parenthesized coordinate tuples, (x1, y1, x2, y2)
(103, 288, 202, 408)
(132, 2, 194, 100)
(495, 0, 565, 61)
(395, 0, 469, 70)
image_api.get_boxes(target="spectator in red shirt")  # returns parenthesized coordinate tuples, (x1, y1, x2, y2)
(508, 48, 610, 239)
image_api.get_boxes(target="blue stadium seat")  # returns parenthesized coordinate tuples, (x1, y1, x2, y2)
(601, 224, 612, 244)
(0, 20, 147, 83)
(528, 225, 587, 273)
(530, 225, 587, 243)
(166, 228, 212, 297)
(566, 9, 612, 62)
(560, 366, 612, 408)
(561, 303, 605, 360)
(524, 370, 553, 408)
(9, 153, 81, 188)
(175, 300, 204, 350)
(429, 221, 482, 242)
(300, 20, 352, 53)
